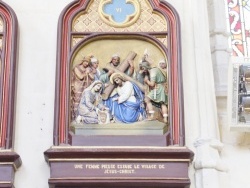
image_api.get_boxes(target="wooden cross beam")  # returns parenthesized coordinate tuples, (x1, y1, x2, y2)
(102, 51, 145, 99)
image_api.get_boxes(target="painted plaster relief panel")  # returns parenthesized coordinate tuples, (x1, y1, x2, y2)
(45, 1, 192, 187)
(54, 0, 184, 146)
(71, 0, 168, 48)
(70, 0, 169, 135)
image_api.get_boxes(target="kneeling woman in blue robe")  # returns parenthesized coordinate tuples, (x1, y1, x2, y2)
(104, 73, 146, 123)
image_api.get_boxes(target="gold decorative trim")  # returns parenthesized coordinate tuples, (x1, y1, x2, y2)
(0, 149, 13, 152)
(50, 177, 189, 180)
(72, 0, 167, 34)
(144, 0, 166, 22)
(48, 158, 191, 162)
(98, 0, 140, 28)
(0, 181, 11, 184)
(51, 146, 188, 149)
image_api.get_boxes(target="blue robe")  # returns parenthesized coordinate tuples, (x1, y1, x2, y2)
(104, 83, 146, 123)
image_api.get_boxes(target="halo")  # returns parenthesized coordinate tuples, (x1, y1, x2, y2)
(110, 73, 124, 85)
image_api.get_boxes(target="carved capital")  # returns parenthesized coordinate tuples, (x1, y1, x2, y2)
(193, 138, 228, 172)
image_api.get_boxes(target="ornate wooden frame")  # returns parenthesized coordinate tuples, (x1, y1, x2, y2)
(53, 0, 185, 146)
(45, 1, 193, 187)
(0, 1, 18, 149)
(0, 1, 21, 188)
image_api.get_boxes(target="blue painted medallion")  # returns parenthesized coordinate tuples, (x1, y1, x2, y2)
(103, 0, 135, 23)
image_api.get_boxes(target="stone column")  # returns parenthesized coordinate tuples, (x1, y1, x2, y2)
(190, 0, 228, 187)
(207, 1, 231, 187)
(208, 0, 231, 97)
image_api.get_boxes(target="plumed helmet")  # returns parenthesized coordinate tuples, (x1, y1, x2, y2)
(140, 61, 151, 69)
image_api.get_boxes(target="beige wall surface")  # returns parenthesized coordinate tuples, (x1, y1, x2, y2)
(3, 0, 247, 188)
(3, 0, 197, 187)
(3, 0, 196, 187)
(3, 0, 73, 187)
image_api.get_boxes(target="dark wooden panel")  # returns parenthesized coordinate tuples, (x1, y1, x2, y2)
(44, 147, 193, 188)
(0, 151, 21, 188)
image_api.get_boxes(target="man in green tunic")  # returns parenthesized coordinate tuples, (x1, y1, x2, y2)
(141, 61, 168, 122)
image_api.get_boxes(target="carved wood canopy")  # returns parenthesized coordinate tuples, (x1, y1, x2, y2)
(54, 0, 184, 146)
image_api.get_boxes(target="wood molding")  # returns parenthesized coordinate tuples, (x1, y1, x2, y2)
(0, 151, 21, 188)
(49, 1, 191, 187)
(44, 147, 193, 188)
(54, 0, 185, 146)
(0, 1, 18, 149)
(0, 2, 21, 188)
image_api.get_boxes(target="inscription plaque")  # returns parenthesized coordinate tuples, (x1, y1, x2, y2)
(51, 161, 188, 179)
(45, 147, 193, 188)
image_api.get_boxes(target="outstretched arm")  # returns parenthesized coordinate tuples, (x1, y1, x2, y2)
(144, 76, 155, 87)
(127, 59, 134, 76)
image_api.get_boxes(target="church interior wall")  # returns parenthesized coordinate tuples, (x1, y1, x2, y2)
(3, 0, 73, 187)
(208, 0, 250, 188)
(3, 0, 249, 187)
(5, 0, 197, 187)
